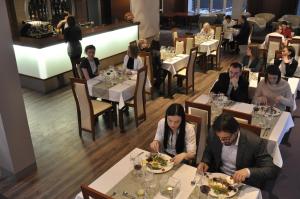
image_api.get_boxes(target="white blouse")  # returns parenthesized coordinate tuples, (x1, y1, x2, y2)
(123, 55, 144, 74)
(154, 118, 196, 156)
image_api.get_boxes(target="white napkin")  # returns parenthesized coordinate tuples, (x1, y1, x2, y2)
(194, 94, 210, 104)
(229, 103, 254, 115)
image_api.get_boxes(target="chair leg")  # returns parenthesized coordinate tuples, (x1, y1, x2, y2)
(108, 109, 113, 129)
(92, 130, 95, 141)
(112, 103, 118, 127)
(119, 108, 125, 133)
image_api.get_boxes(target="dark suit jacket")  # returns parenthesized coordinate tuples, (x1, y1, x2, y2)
(210, 72, 249, 103)
(202, 130, 278, 188)
(80, 57, 100, 79)
(233, 21, 250, 45)
(274, 58, 298, 77)
(242, 56, 263, 72)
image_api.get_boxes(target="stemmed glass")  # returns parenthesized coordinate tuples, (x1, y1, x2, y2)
(196, 172, 209, 199)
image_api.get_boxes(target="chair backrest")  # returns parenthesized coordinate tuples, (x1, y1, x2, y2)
(267, 36, 283, 64)
(185, 114, 202, 165)
(258, 49, 268, 72)
(134, 67, 147, 119)
(185, 37, 195, 55)
(248, 24, 254, 44)
(222, 108, 252, 124)
(239, 122, 261, 137)
(175, 38, 185, 54)
(241, 70, 250, 81)
(186, 47, 198, 88)
(139, 51, 153, 89)
(289, 38, 300, 60)
(212, 25, 223, 41)
(76, 63, 84, 79)
(185, 100, 212, 129)
(70, 78, 94, 132)
(81, 185, 113, 199)
(172, 30, 178, 46)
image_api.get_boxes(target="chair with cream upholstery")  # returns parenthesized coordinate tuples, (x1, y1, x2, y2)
(278, 15, 300, 29)
(185, 114, 202, 166)
(222, 108, 252, 124)
(208, 34, 222, 69)
(81, 184, 113, 199)
(172, 29, 178, 46)
(289, 38, 300, 61)
(239, 122, 261, 137)
(266, 36, 283, 64)
(175, 38, 186, 54)
(175, 47, 198, 94)
(211, 24, 223, 41)
(139, 51, 154, 99)
(70, 78, 113, 140)
(185, 37, 195, 55)
(185, 101, 211, 162)
(255, 13, 275, 27)
(119, 67, 147, 132)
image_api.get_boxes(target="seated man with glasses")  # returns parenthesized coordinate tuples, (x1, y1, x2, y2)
(210, 62, 249, 103)
(197, 114, 278, 188)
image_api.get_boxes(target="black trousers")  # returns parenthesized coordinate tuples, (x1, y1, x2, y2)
(69, 56, 81, 78)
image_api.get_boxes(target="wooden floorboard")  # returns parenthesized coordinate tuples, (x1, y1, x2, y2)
(0, 54, 239, 199)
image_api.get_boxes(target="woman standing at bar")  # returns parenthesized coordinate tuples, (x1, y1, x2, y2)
(64, 16, 82, 78)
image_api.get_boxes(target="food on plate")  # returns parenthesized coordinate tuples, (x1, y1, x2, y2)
(208, 177, 237, 196)
(146, 153, 169, 170)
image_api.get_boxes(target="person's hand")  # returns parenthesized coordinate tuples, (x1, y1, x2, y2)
(197, 162, 209, 174)
(230, 77, 239, 89)
(257, 96, 268, 105)
(275, 96, 283, 104)
(149, 140, 160, 153)
(171, 153, 186, 165)
(282, 55, 289, 63)
(232, 168, 250, 183)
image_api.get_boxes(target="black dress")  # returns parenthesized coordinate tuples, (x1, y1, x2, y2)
(64, 25, 82, 77)
(274, 58, 298, 77)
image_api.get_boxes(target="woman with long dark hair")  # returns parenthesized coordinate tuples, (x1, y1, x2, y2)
(150, 103, 196, 165)
(64, 16, 82, 77)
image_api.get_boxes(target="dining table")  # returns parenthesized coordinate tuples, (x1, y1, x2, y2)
(223, 28, 240, 42)
(190, 94, 295, 168)
(161, 53, 190, 97)
(74, 148, 263, 199)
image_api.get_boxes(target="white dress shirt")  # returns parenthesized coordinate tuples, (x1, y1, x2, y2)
(220, 132, 250, 177)
(154, 118, 196, 156)
(222, 19, 236, 30)
(123, 55, 144, 74)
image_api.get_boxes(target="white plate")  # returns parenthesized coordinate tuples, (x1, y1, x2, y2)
(206, 173, 239, 198)
(145, 154, 174, 174)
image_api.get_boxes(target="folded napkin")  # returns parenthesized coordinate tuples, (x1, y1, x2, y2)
(194, 95, 210, 104)
(229, 103, 254, 114)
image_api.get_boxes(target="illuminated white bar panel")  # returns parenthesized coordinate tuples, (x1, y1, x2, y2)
(13, 25, 139, 79)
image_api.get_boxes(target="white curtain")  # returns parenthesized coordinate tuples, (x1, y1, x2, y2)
(130, 0, 160, 39)
(232, 0, 247, 19)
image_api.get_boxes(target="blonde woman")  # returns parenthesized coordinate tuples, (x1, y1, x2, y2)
(198, 22, 215, 39)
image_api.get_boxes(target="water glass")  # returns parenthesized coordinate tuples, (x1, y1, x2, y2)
(130, 155, 143, 178)
(159, 176, 181, 199)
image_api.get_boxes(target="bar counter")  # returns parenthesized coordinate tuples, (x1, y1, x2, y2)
(13, 22, 139, 93)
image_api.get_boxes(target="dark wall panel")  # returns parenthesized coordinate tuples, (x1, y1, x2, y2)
(111, 0, 130, 22)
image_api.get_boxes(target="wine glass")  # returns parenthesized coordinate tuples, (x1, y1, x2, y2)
(130, 155, 143, 178)
(196, 173, 209, 199)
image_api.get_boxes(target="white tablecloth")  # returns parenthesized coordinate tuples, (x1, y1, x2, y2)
(75, 148, 262, 199)
(87, 74, 151, 109)
(195, 39, 219, 56)
(192, 94, 295, 168)
(162, 54, 189, 75)
(248, 72, 299, 111)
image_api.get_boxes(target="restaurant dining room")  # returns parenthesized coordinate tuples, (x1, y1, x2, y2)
(1, 0, 300, 198)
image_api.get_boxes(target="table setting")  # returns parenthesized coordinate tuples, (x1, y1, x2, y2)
(74, 148, 262, 199)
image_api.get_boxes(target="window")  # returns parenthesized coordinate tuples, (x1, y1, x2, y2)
(212, 0, 223, 13)
(200, 0, 210, 13)
(187, 0, 235, 15)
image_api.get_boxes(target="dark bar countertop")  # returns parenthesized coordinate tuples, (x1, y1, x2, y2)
(13, 22, 139, 49)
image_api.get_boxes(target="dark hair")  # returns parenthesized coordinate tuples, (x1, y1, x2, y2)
(62, 11, 69, 18)
(163, 103, 186, 154)
(225, 15, 232, 20)
(265, 65, 281, 84)
(274, 23, 282, 32)
(213, 113, 240, 134)
(67, 16, 76, 27)
(241, 15, 247, 22)
(248, 45, 260, 58)
(85, 45, 96, 53)
(285, 46, 296, 58)
(281, 21, 288, 26)
(128, 43, 139, 58)
(230, 62, 242, 70)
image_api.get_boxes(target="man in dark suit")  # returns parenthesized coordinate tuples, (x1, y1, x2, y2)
(211, 62, 249, 103)
(197, 114, 278, 188)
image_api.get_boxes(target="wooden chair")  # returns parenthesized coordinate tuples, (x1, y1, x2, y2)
(139, 51, 154, 99)
(185, 36, 195, 55)
(239, 122, 261, 136)
(266, 36, 283, 64)
(208, 34, 223, 69)
(174, 37, 186, 54)
(81, 184, 113, 199)
(222, 108, 252, 124)
(119, 67, 147, 132)
(174, 47, 198, 94)
(211, 24, 223, 41)
(172, 29, 178, 46)
(185, 114, 202, 166)
(185, 100, 212, 129)
(70, 78, 113, 141)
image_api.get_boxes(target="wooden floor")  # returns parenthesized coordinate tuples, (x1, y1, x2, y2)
(0, 54, 239, 199)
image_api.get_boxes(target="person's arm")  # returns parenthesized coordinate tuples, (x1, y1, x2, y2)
(277, 84, 294, 108)
(285, 60, 298, 77)
(79, 60, 90, 80)
(82, 68, 90, 80)
(150, 119, 165, 152)
(232, 77, 249, 103)
(95, 58, 100, 76)
(253, 81, 267, 104)
(57, 19, 66, 29)
(123, 55, 128, 72)
(210, 73, 223, 94)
